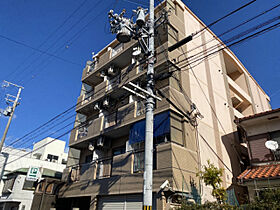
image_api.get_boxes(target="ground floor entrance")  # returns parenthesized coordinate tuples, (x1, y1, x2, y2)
(97, 194, 156, 210)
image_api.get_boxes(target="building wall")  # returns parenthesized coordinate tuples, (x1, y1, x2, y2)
(0, 141, 67, 197)
(32, 137, 67, 164)
(0, 175, 34, 210)
(167, 0, 271, 202)
(61, 0, 271, 206)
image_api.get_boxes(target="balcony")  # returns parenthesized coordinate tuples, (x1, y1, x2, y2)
(62, 143, 172, 189)
(63, 150, 144, 182)
(76, 81, 109, 115)
(69, 117, 103, 147)
(227, 75, 252, 104)
(82, 40, 137, 86)
(76, 66, 145, 114)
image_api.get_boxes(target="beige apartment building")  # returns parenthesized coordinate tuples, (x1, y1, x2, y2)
(41, 0, 271, 209)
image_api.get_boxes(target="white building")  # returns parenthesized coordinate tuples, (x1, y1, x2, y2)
(0, 138, 68, 210)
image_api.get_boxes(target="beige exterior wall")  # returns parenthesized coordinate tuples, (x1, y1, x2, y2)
(167, 0, 271, 202)
(61, 0, 271, 207)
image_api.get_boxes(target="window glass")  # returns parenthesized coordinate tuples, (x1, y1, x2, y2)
(112, 43, 124, 57)
(45, 183, 53, 194)
(47, 154, 59, 163)
(2, 177, 16, 194)
(270, 131, 280, 160)
(112, 146, 126, 156)
(23, 180, 36, 191)
(133, 151, 144, 172)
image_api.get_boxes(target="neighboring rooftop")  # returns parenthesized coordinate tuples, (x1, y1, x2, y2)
(235, 108, 280, 123)
(238, 163, 280, 182)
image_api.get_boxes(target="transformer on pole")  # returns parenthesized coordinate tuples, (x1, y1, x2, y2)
(0, 81, 23, 152)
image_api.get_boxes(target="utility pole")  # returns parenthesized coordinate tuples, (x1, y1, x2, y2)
(0, 81, 23, 152)
(108, 1, 156, 208)
(144, 0, 154, 208)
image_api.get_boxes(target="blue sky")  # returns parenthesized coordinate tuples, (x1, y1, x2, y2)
(0, 0, 279, 149)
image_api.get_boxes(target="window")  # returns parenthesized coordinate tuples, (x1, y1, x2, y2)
(111, 43, 124, 57)
(133, 151, 145, 172)
(36, 182, 45, 192)
(45, 183, 54, 194)
(132, 142, 145, 172)
(2, 177, 16, 194)
(269, 131, 280, 160)
(96, 161, 104, 178)
(22, 180, 36, 191)
(47, 154, 59, 163)
(113, 146, 126, 156)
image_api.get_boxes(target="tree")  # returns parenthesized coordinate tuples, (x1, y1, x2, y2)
(196, 160, 227, 204)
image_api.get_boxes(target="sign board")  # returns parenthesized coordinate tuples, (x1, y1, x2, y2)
(26, 166, 41, 181)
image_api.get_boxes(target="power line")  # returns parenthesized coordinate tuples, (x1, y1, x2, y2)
(179, 15, 280, 68)
(13, 0, 104, 84)
(3, 116, 91, 167)
(17, 0, 110, 85)
(177, 21, 280, 71)
(193, 0, 257, 37)
(5, 0, 89, 81)
(6, 113, 77, 150)
(0, 34, 82, 67)
(182, 2, 280, 59)
(4, 58, 140, 149)
(168, 0, 257, 52)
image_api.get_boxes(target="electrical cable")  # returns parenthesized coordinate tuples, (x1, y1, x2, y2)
(0, 34, 82, 67)
(182, 2, 280, 60)
(17, 1, 111, 86)
(175, 15, 280, 70)
(176, 21, 280, 71)
(4, 59, 142, 149)
(168, 0, 257, 51)
(3, 113, 95, 167)
(193, 0, 257, 37)
(6, 113, 77, 150)
(5, 0, 89, 81)
(13, 0, 104, 84)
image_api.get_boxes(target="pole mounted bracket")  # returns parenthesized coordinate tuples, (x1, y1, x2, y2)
(123, 82, 161, 101)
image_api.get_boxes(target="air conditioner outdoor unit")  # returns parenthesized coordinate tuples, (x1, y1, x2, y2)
(103, 98, 110, 107)
(107, 67, 117, 76)
(94, 103, 100, 111)
(97, 137, 104, 147)
(86, 60, 93, 66)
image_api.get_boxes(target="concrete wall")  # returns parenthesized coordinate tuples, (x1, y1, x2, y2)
(166, 0, 271, 202)
(0, 175, 34, 210)
(32, 137, 67, 164)
(62, 0, 271, 205)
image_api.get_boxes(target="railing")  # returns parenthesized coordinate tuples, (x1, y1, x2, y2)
(81, 40, 137, 84)
(72, 101, 149, 145)
(63, 150, 146, 183)
(117, 102, 137, 125)
(82, 64, 96, 81)
(69, 117, 103, 145)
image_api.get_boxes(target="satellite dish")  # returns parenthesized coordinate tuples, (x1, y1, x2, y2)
(265, 140, 279, 151)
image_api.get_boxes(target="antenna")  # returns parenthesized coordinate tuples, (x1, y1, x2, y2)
(265, 140, 279, 151)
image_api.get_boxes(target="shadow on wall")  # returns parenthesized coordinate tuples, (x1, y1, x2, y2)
(190, 177, 201, 204)
(221, 131, 248, 181)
